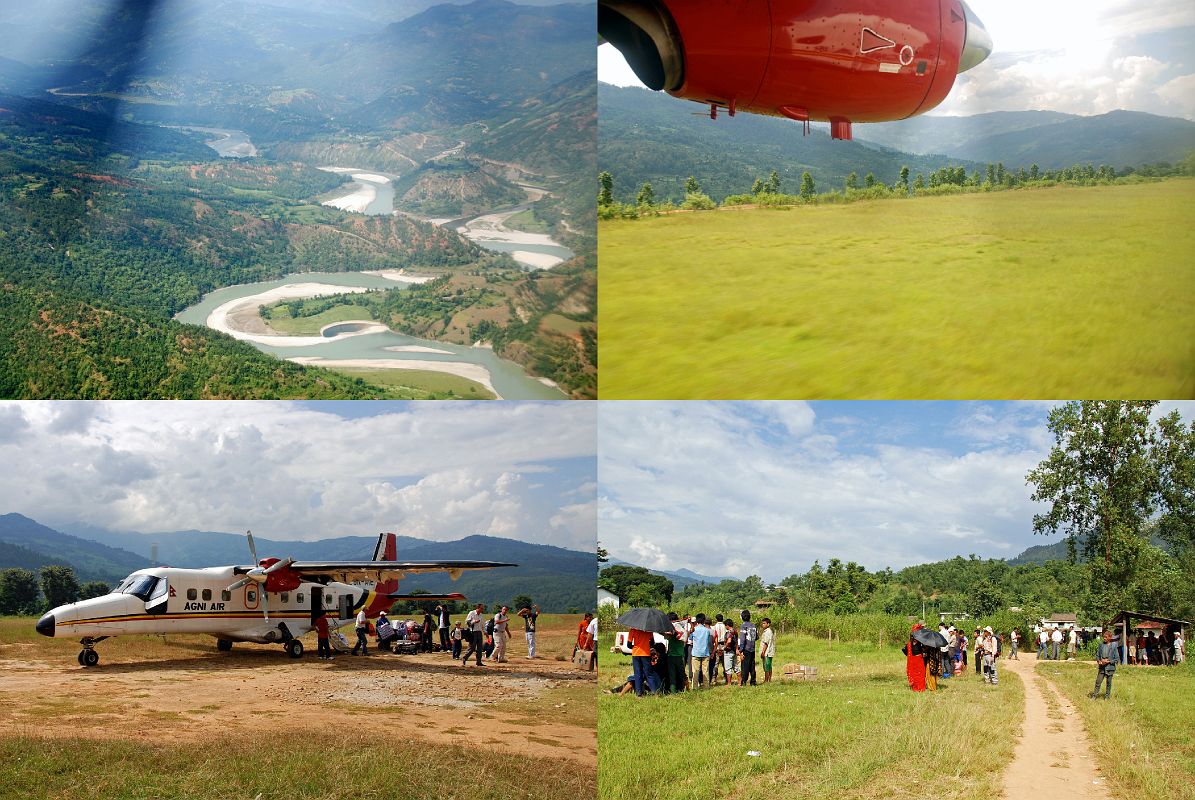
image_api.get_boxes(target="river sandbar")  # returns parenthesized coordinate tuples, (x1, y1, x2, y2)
(206, 282, 379, 346)
(289, 357, 501, 399)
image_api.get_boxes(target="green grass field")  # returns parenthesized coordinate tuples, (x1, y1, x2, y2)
(599, 180, 1195, 398)
(1039, 659, 1195, 800)
(598, 632, 1023, 800)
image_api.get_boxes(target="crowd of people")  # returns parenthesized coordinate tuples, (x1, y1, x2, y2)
(617, 609, 777, 696)
(903, 620, 1187, 700)
(332, 601, 545, 665)
(904, 622, 1008, 691)
(1125, 628, 1185, 666)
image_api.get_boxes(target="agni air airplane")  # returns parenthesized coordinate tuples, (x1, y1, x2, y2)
(35, 532, 514, 667)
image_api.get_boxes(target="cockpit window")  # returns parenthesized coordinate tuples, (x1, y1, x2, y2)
(123, 575, 161, 601)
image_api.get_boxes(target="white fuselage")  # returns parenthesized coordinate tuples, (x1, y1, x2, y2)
(44, 566, 369, 644)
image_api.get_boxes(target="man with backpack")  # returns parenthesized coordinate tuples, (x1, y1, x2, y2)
(739, 610, 758, 686)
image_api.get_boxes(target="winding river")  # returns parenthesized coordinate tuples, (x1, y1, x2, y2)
(174, 128, 568, 399)
(175, 273, 566, 400)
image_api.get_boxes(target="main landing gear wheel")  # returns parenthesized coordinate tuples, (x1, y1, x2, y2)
(79, 649, 99, 667)
(285, 639, 304, 659)
(217, 639, 233, 652)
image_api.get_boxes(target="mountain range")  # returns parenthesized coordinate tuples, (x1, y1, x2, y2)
(0, 513, 595, 612)
(599, 83, 1195, 201)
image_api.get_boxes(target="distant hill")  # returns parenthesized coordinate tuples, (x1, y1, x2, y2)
(392, 535, 595, 612)
(56, 523, 427, 567)
(857, 110, 1195, 171)
(598, 84, 984, 202)
(17, 519, 592, 612)
(606, 557, 732, 591)
(1008, 533, 1172, 566)
(0, 513, 149, 583)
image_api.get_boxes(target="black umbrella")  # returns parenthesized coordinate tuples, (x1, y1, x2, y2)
(912, 628, 948, 649)
(616, 607, 674, 634)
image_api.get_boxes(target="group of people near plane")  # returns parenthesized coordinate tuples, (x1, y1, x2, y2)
(617, 609, 777, 696)
(343, 602, 542, 664)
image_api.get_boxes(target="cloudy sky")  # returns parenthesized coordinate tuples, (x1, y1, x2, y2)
(0, 401, 596, 550)
(598, 0, 1195, 119)
(598, 401, 1194, 582)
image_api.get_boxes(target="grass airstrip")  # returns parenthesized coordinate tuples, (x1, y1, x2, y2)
(598, 632, 1023, 800)
(598, 180, 1195, 398)
(0, 615, 593, 800)
(597, 630, 1195, 800)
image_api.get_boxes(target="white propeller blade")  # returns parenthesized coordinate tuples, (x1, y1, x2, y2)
(246, 530, 258, 563)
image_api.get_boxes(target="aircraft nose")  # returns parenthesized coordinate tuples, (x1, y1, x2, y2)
(957, 1, 992, 73)
(35, 612, 55, 637)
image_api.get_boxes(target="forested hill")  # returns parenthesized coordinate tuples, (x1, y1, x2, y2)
(0, 514, 149, 584)
(598, 83, 983, 202)
(0, 94, 493, 399)
(599, 84, 1195, 202)
(1, 517, 594, 612)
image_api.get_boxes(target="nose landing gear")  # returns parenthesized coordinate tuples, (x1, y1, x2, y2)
(78, 637, 107, 668)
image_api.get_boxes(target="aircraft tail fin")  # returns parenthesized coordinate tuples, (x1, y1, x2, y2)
(365, 532, 400, 616)
(372, 531, 398, 561)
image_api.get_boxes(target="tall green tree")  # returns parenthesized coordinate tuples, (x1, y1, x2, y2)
(0, 568, 40, 615)
(39, 565, 80, 610)
(845, 172, 858, 192)
(765, 170, 781, 194)
(751, 178, 764, 195)
(684, 176, 701, 195)
(598, 172, 614, 206)
(898, 165, 910, 193)
(636, 182, 655, 207)
(864, 172, 876, 188)
(1027, 401, 1159, 563)
(800, 171, 816, 201)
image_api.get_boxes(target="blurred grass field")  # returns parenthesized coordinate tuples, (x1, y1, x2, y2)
(597, 632, 1023, 800)
(1039, 659, 1195, 800)
(598, 180, 1195, 398)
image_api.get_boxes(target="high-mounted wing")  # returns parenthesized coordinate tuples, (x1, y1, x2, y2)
(286, 560, 517, 583)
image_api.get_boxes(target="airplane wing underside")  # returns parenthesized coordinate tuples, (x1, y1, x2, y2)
(281, 560, 517, 583)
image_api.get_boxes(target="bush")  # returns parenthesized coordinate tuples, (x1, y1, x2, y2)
(680, 192, 716, 211)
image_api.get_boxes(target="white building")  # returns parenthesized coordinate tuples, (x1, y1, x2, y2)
(598, 587, 620, 609)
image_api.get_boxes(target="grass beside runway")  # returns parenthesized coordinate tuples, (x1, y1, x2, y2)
(597, 632, 1022, 800)
(598, 179, 1195, 399)
(1039, 658, 1195, 800)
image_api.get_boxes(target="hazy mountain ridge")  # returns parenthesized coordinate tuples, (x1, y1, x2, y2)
(598, 84, 986, 201)
(1, 515, 593, 611)
(601, 85, 1195, 199)
(0, 513, 150, 583)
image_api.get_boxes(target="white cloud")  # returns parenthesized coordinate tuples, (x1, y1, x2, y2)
(0, 401, 596, 551)
(599, 402, 1055, 581)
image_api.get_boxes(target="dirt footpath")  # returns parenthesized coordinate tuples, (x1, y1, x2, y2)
(0, 640, 595, 765)
(1001, 656, 1106, 799)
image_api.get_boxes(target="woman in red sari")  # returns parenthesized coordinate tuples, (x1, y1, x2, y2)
(905, 624, 927, 691)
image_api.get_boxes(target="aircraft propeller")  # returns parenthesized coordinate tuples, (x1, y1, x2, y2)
(225, 530, 295, 622)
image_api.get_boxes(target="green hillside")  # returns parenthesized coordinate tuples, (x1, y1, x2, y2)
(598, 83, 984, 202)
(0, 513, 149, 584)
(2, 519, 593, 613)
(599, 179, 1195, 399)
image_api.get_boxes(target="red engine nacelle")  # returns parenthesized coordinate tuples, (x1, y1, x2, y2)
(600, 0, 992, 139)
(259, 558, 304, 593)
